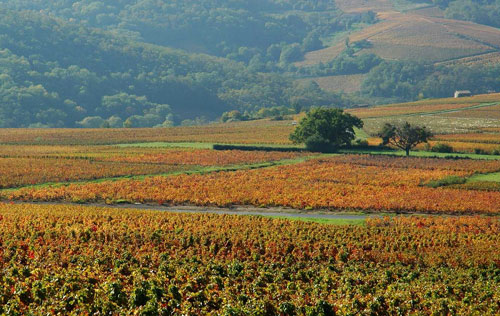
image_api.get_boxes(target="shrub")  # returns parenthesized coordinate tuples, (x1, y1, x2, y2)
(431, 143, 454, 153)
(305, 134, 337, 153)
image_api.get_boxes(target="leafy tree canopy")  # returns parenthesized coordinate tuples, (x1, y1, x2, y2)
(290, 107, 363, 152)
(0, 9, 344, 127)
(378, 122, 433, 156)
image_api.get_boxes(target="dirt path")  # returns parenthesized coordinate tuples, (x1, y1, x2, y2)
(16, 201, 371, 220)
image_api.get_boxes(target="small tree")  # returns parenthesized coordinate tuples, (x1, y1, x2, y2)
(378, 122, 433, 156)
(290, 107, 363, 152)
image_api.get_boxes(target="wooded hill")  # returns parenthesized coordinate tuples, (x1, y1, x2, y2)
(2, 0, 500, 127)
(0, 8, 341, 127)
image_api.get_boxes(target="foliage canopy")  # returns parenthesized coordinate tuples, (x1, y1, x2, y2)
(378, 122, 433, 156)
(290, 108, 363, 152)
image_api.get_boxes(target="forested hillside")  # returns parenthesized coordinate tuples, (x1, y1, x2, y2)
(2, 0, 500, 127)
(0, 0, 374, 68)
(0, 9, 340, 128)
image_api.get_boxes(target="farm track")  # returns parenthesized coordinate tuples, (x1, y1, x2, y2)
(14, 201, 371, 220)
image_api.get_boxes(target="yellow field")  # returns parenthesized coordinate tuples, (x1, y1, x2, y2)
(0, 119, 296, 145)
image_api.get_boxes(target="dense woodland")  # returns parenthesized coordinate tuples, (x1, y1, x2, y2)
(0, 0, 373, 66)
(0, 8, 343, 128)
(0, 0, 500, 127)
(362, 62, 500, 100)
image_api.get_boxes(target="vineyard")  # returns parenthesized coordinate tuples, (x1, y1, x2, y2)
(0, 146, 307, 189)
(0, 203, 498, 315)
(346, 94, 500, 119)
(7, 154, 500, 214)
(0, 120, 295, 145)
(1, 121, 500, 315)
(349, 93, 500, 155)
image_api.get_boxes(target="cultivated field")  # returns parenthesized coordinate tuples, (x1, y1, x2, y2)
(1, 111, 500, 314)
(0, 204, 498, 314)
(299, 3, 500, 66)
(297, 75, 366, 93)
(6, 154, 500, 214)
(0, 119, 296, 145)
(351, 93, 500, 154)
(0, 146, 307, 189)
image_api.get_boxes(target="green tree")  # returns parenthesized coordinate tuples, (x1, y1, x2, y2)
(220, 110, 245, 122)
(290, 107, 363, 152)
(378, 122, 433, 156)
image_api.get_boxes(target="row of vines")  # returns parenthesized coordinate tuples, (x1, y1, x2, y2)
(0, 204, 498, 315)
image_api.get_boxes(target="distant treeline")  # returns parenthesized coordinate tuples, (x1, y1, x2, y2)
(0, 0, 376, 70)
(0, 9, 344, 128)
(362, 61, 500, 100)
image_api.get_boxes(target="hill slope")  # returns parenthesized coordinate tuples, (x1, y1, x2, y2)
(299, 9, 500, 66)
(0, 9, 339, 128)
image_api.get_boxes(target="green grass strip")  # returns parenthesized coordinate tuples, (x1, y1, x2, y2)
(268, 216, 366, 225)
(467, 172, 500, 183)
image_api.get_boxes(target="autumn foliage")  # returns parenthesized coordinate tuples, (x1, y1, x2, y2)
(0, 204, 498, 315)
(8, 155, 500, 214)
(0, 147, 306, 188)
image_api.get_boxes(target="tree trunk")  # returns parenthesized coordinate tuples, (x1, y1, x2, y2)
(405, 148, 410, 156)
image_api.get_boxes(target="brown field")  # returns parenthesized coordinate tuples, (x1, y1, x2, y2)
(438, 51, 500, 66)
(348, 93, 500, 135)
(424, 141, 500, 154)
(438, 18, 500, 48)
(347, 102, 480, 118)
(352, 93, 500, 153)
(433, 133, 500, 144)
(363, 114, 500, 135)
(295, 42, 346, 67)
(347, 93, 500, 118)
(335, 0, 394, 13)
(297, 74, 365, 93)
(441, 104, 500, 119)
(298, 5, 500, 66)
(406, 6, 444, 18)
